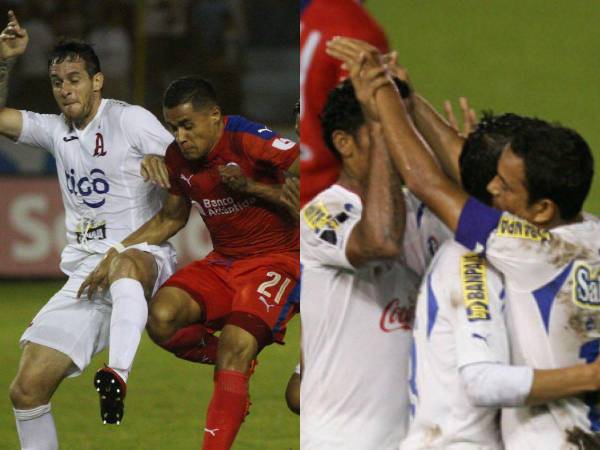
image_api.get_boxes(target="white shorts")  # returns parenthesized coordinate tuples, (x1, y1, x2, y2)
(20, 243, 177, 377)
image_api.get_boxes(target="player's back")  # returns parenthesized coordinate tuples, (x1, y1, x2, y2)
(401, 240, 506, 450)
(300, 185, 419, 449)
(495, 218, 600, 449)
(300, 0, 388, 205)
(18, 99, 173, 272)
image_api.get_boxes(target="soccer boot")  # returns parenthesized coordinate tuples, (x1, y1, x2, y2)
(93, 366, 127, 425)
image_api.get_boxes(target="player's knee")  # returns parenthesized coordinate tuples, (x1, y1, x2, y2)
(9, 375, 50, 409)
(108, 250, 155, 291)
(147, 297, 178, 342)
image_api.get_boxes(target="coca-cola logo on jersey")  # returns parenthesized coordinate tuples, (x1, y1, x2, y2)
(380, 298, 415, 332)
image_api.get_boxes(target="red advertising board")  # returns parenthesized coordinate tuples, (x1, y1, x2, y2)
(0, 177, 213, 277)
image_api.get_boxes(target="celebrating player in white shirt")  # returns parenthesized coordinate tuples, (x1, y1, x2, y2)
(300, 78, 450, 449)
(1, 11, 175, 449)
(326, 37, 600, 449)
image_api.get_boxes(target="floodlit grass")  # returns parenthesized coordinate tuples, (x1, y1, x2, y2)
(0, 281, 300, 450)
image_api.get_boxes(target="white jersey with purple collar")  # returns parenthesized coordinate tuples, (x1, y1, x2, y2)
(456, 197, 600, 449)
(300, 185, 450, 450)
(400, 239, 507, 450)
(18, 99, 173, 275)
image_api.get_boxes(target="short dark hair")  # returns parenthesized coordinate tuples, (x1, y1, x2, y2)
(49, 39, 101, 77)
(460, 113, 549, 205)
(320, 79, 365, 161)
(163, 77, 218, 110)
(510, 124, 594, 220)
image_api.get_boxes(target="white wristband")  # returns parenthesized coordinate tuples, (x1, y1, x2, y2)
(111, 242, 126, 253)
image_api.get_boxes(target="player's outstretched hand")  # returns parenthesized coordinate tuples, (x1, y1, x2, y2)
(77, 250, 117, 300)
(280, 176, 299, 220)
(326, 37, 391, 121)
(218, 164, 248, 192)
(0, 11, 28, 60)
(443, 97, 477, 136)
(141, 154, 170, 189)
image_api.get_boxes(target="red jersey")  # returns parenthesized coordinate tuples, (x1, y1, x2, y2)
(165, 115, 299, 257)
(300, 0, 388, 206)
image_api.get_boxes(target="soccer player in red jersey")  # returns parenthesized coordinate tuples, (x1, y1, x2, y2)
(94, 77, 299, 449)
(300, 0, 388, 205)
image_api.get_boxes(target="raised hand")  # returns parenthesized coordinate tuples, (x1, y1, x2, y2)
(0, 10, 28, 60)
(77, 250, 117, 300)
(443, 97, 477, 136)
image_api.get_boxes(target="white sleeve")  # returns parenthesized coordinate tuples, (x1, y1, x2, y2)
(455, 253, 510, 368)
(402, 189, 452, 276)
(460, 362, 533, 407)
(121, 105, 173, 157)
(17, 110, 61, 155)
(300, 194, 361, 270)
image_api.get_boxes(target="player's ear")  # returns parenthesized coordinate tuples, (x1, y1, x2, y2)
(531, 198, 556, 226)
(92, 72, 104, 93)
(332, 130, 353, 159)
(209, 105, 221, 124)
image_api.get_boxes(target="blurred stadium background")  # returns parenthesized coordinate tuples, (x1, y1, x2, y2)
(2, 0, 600, 448)
(0, 0, 299, 449)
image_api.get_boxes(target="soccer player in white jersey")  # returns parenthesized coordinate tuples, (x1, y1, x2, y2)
(327, 37, 600, 449)
(0, 12, 175, 448)
(300, 76, 450, 449)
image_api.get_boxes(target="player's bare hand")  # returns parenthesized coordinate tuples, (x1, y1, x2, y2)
(218, 164, 248, 192)
(280, 176, 300, 220)
(443, 97, 477, 136)
(382, 51, 411, 84)
(0, 11, 28, 60)
(326, 36, 382, 71)
(141, 154, 170, 189)
(77, 250, 117, 300)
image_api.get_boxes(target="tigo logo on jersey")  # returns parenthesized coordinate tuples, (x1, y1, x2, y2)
(573, 262, 600, 310)
(461, 253, 490, 321)
(496, 216, 550, 242)
(65, 168, 110, 208)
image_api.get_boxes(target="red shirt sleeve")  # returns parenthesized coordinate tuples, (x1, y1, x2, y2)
(241, 132, 299, 172)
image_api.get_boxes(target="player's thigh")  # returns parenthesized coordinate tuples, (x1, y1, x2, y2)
(157, 257, 235, 322)
(229, 253, 300, 346)
(149, 286, 204, 328)
(10, 343, 74, 407)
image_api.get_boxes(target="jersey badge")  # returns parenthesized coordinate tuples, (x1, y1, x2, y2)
(93, 133, 106, 157)
(573, 261, 600, 310)
(496, 216, 550, 242)
(461, 253, 490, 321)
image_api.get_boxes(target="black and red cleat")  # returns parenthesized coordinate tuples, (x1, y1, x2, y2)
(93, 366, 127, 425)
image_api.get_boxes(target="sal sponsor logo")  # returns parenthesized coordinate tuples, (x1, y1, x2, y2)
(573, 262, 600, 310)
(65, 168, 110, 208)
(75, 220, 107, 243)
(497, 215, 550, 242)
(199, 196, 256, 217)
(380, 298, 415, 332)
(461, 253, 490, 321)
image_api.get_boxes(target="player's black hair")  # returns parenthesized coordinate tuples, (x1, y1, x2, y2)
(460, 113, 547, 205)
(163, 76, 219, 111)
(48, 39, 101, 77)
(510, 124, 594, 220)
(320, 79, 365, 161)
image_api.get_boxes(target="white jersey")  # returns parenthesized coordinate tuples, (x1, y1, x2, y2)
(18, 99, 173, 275)
(456, 198, 600, 449)
(400, 240, 508, 450)
(300, 184, 451, 450)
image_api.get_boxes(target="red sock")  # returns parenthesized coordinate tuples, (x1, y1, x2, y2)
(160, 324, 219, 364)
(202, 370, 249, 450)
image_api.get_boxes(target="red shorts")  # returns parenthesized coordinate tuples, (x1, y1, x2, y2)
(162, 251, 299, 347)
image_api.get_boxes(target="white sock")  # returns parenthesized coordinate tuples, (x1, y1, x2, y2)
(108, 278, 149, 383)
(14, 403, 58, 450)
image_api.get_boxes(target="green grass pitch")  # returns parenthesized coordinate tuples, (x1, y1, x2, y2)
(368, 0, 600, 214)
(0, 281, 300, 450)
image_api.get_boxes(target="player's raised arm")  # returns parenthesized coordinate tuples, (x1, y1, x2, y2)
(78, 193, 191, 299)
(0, 10, 27, 140)
(327, 37, 468, 233)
